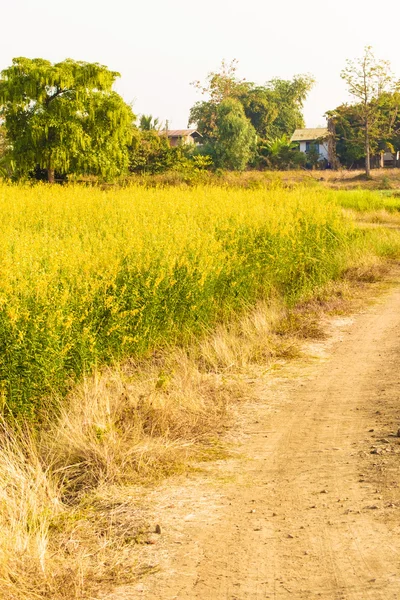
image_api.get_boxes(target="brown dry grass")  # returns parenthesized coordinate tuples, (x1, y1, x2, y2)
(318, 168, 400, 190)
(344, 208, 400, 227)
(277, 168, 400, 191)
(123, 168, 400, 191)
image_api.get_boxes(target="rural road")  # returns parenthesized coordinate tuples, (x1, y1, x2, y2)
(118, 267, 400, 599)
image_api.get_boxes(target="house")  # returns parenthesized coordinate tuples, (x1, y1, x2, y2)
(290, 127, 336, 167)
(161, 129, 203, 147)
(380, 151, 400, 168)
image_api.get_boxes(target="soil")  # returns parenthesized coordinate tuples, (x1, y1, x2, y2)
(107, 266, 400, 599)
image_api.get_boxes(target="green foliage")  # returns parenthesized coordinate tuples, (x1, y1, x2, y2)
(0, 125, 14, 178)
(128, 129, 212, 177)
(327, 104, 365, 167)
(191, 59, 251, 104)
(251, 76, 314, 140)
(330, 189, 400, 213)
(0, 57, 134, 181)
(339, 47, 397, 174)
(0, 125, 6, 159)
(213, 98, 257, 170)
(189, 60, 314, 170)
(257, 135, 307, 170)
(329, 90, 400, 168)
(238, 86, 279, 140)
(189, 61, 314, 141)
(139, 114, 161, 131)
(128, 129, 172, 173)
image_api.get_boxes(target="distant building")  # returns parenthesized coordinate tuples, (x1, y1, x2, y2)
(380, 151, 400, 168)
(161, 129, 203, 147)
(291, 126, 337, 167)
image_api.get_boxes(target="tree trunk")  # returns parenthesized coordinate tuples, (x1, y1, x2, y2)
(365, 121, 371, 178)
(47, 167, 55, 183)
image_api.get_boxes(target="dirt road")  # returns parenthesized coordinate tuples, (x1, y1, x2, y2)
(127, 270, 400, 599)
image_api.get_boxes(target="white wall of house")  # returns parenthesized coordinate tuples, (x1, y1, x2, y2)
(319, 141, 329, 161)
(299, 140, 329, 161)
(299, 141, 307, 153)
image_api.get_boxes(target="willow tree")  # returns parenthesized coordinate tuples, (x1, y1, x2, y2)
(0, 57, 134, 182)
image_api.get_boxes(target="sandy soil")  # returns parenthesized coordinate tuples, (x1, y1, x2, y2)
(108, 267, 400, 599)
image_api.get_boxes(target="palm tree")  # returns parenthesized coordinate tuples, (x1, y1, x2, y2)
(139, 115, 161, 131)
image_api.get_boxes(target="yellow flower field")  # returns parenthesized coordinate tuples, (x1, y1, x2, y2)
(0, 183, 398, 419)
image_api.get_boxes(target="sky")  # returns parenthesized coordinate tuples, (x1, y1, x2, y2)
(1, 0, 400, 130)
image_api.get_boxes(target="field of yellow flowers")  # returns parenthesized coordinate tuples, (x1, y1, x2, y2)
(0, 183, 399, 419)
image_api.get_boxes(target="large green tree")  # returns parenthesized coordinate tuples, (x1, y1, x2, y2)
(327, 104, 366, 167)
(0, 57, 134, 181)
(261, 76, 314, 139)
(328, 90, 400, 168)
(214, 98, 257, 170)
(189, 60, 314, 148)
(341, 46, 395, 176)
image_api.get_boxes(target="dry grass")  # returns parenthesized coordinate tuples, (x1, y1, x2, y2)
(198, 299, 286, 371)
(0, 344, 248, 598)
(48, 352, 238, 494)
(308, 168, 400, 190)
(344, 208, 400, 227)
(78, 167, 400, 191)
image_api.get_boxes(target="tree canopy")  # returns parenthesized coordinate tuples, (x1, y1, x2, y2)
(0, 57, 134, 181)
(327, 49, 400, 169)
(339, 47, 397, 175)
(329, 91, 400, 168)
(189, 60, 314, 144)
(214, 98, 257, 170)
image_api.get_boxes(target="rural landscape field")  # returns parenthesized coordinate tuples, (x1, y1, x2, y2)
(2, 0, 400, 596)
(0, 179, 399, 598)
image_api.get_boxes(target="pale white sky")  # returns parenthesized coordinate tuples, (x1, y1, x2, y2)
(1, 0, 399, 129)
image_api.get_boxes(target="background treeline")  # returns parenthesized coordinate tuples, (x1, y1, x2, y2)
(0, 57, 315, 181)
(0, 53, 400, 182)
(329, 91, 400, 168)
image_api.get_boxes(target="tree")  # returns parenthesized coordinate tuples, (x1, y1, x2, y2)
(191, 59, 251, 104)
(214, 98, 256, 170)
(0, 124, 6, 158)
(238, 86, 279, 140)
(0, 57, 134, 182)
(189, 60, 250, 143)
(262, 76, 314, 139)
(328, 91, 400, 169)
(139, 114, 161, 131)
(188, 60, 314, 168)
(327, 104, 368, 167)
(341, 46, 395, 176)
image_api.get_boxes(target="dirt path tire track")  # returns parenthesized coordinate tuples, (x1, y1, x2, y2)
(122, 270, 400, 600)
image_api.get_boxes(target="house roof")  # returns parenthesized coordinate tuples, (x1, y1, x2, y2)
(290, 128, 329, 142)
(162, 129, 202, 138)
